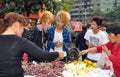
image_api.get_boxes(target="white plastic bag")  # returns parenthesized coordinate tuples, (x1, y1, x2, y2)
(97, 52, 113, 71)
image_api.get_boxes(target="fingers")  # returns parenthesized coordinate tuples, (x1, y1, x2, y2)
(55, 51, 64, 61)
(102, 45, 110, 56)
(55, 57, 62, 61)
(55, 41, 63, 47)
(78, 52, 82, 57)
(79, 51, 84, 56)
(79, 50, 88, 57)
(58, 51, 64, 59)
(102, 45, 108, 52)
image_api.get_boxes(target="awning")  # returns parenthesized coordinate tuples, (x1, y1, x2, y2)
(27, 13, 39, 19)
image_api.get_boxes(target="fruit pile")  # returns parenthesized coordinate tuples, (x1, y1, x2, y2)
(63, 60, 96, 77)
(22, 61, 65, 77)
(83, 59, 97, 68)
(23, 60, 113, 77)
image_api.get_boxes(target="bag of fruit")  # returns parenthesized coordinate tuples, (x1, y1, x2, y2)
(97, 52, 113, 71)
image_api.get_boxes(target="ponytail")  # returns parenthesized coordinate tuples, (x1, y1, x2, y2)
(0, 19, 7, 34)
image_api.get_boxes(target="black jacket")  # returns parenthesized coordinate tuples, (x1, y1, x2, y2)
(75, 30, 88, 51)
(23, 26, 48, 62)
(0, 35, 58, 77)
(24, 26, 44, 49)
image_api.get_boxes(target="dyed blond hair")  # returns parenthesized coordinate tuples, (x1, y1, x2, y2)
(40, 11, 54, 24)
(56, 10, 71, 25)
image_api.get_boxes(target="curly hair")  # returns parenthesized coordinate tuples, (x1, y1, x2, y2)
(91, 16, 104, 26)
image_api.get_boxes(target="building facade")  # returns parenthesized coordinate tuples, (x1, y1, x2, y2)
(92, 0, 114, 13)
(70, 0, 93, 25)
(70, 0, 120, 25)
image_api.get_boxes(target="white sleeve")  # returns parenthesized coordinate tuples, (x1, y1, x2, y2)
(101, 32, 109, 44)
(84, 29, 91, 42)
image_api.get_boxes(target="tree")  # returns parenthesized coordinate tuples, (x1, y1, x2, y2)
(92, 10, 104, 16)
(59, 0, 75, 11)
(43, 0, 75, 14)
(0, 0, 75, 16)
(104, 6, 120, 22)
(0, 0, 24, 16)
(93, 6, 120, 22)
(0, 0, 43, 16)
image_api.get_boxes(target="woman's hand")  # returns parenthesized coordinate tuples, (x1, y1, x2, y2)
(55, 51, 64, 61)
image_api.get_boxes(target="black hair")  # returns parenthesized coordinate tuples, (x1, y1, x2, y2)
(82, 26, 87, 30)
(106, 23, 120, 36)
(92, 16, 104, 26)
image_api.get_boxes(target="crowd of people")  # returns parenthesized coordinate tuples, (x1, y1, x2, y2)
(0, 12, 64, 77)
(0, 10, 120, 77)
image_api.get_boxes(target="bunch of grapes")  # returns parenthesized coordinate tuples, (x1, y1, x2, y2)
(22, 61, 65, 77)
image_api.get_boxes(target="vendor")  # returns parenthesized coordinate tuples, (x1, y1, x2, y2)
(0, 12, 64, 77)
(79, 23, 120, 77)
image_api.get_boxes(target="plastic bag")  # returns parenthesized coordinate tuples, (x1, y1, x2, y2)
(22, 53, 28, 63)
(97, 52, 113, 71)
(68, 48, 80, 61)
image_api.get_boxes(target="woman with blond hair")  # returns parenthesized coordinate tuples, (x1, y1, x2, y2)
(47, 10, 71, 62)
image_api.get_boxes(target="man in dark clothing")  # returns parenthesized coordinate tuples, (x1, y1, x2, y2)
(23, 11, 54, 63)
(25, 26, 46, 50)
(75, 26, 89, 61)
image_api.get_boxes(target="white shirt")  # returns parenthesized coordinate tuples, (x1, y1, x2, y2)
(84, 29, 109, 61)
(53, 30, 63, 52)
(50, 30, 66, 57)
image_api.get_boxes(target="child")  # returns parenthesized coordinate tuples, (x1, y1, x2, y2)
(79, 23, 120, 77)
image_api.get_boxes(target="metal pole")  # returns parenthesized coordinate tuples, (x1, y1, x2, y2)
(83, 0, 88, 26)
(79, 5, 81, 21)
(85, 8, 86, 26)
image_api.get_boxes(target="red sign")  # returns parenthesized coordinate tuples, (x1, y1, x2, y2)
(21, 12, 39, 19)
(70, 21, 82, 31)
